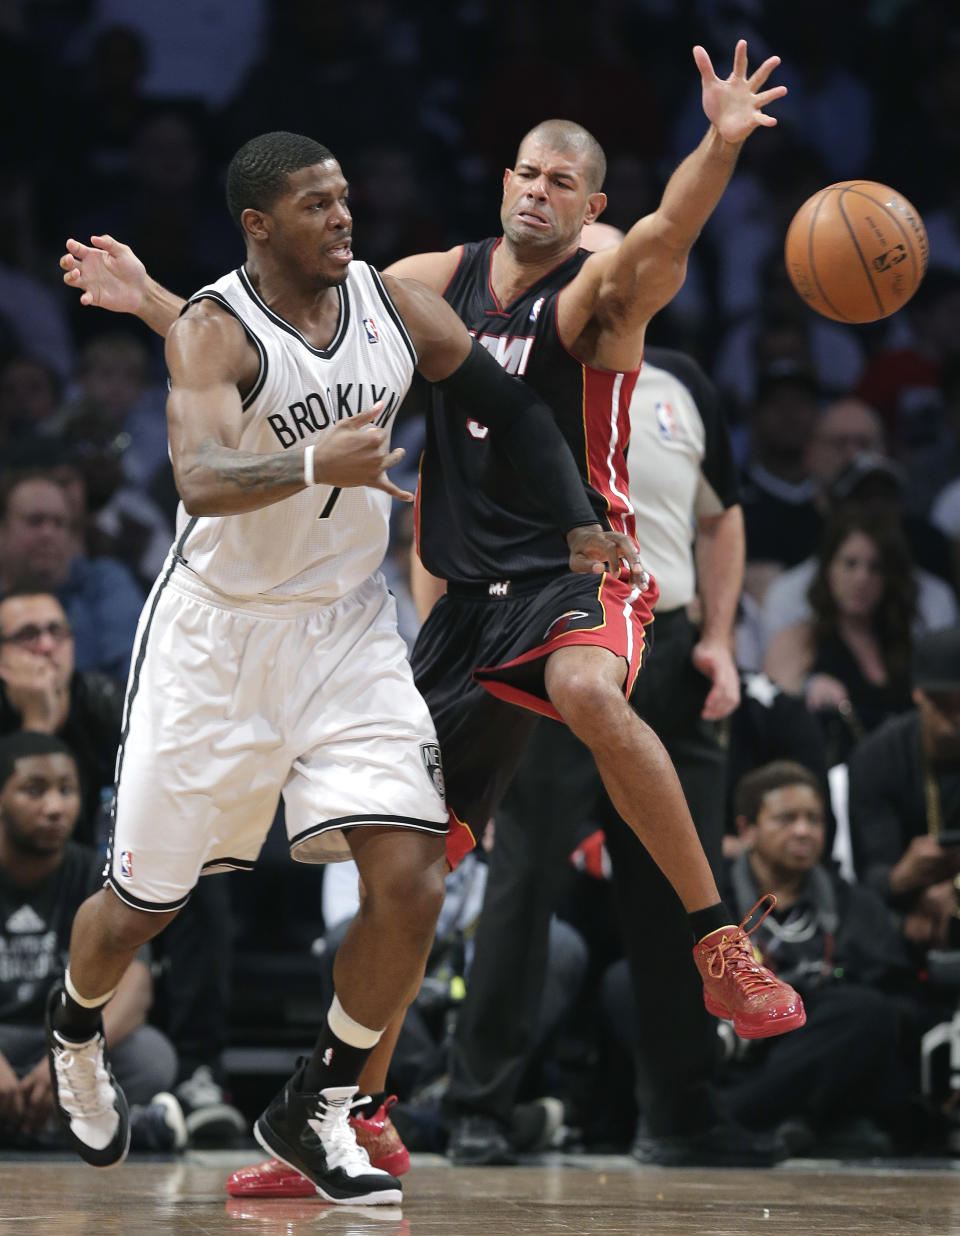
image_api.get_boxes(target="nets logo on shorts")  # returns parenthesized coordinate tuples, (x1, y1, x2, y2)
(420, 743, 446, 800)
(119, 850, 134, 879)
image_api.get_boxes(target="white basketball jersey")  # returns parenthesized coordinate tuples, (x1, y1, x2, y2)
(172, 262, 418, 603)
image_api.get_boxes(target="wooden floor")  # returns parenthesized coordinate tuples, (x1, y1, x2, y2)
(1, 1151, 959, 1234)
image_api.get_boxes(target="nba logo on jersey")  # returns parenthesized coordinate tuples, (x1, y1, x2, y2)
(529, 297, 544, 323)
(655, 401, 676, 440)
(119, 850, 134, 879)
(362, 317, 380, 344)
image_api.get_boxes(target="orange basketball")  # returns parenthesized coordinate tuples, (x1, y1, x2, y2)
(784, 181, 928, 323)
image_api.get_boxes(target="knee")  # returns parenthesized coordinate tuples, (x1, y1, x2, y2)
(91, 889, 176, 955)
(547, 668, 624, 741)
(365, 849, 446, 940)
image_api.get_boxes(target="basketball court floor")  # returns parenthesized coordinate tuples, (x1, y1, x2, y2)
(1, 1151, 958, 1234)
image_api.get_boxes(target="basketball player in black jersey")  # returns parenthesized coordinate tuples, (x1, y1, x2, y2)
(61, 40, 804, 1186)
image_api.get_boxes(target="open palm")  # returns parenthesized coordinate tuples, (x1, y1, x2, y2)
(694, 39, 787, 144)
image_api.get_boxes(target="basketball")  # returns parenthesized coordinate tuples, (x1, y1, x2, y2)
(784, 181, 928, 323)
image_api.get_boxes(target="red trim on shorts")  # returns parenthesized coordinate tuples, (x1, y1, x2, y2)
(474, 574, 655, 721)
(445, 810, 476, 869)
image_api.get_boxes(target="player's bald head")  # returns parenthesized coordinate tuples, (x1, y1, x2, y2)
(516, 121, 607, 193)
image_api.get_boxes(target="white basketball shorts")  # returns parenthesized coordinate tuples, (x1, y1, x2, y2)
(107, 564, 448, 911)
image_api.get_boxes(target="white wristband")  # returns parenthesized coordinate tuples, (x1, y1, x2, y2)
(303, 444, 316, 486)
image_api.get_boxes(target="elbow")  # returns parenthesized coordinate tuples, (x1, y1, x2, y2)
(174, 465, 216, 516)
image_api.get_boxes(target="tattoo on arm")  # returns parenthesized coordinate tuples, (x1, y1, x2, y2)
(195, 437, 303, 492)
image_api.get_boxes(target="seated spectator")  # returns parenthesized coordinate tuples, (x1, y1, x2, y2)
(717, 760, 931, 1155)
(0, 586, 243, 1142)
(723, 671, 831, 860)
(848, 626, 960, 949)
(764, 510, 917, 763)
(0, 588, 121, 844)
(0, 731, 183, 1150)
(0, 469, 144, 681)
(761, 452, 959, 653)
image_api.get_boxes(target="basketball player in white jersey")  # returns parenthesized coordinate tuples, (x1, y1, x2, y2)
(44, 131, 642, 1204)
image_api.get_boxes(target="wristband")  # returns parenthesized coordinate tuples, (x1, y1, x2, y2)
(303, 444, 317, 486)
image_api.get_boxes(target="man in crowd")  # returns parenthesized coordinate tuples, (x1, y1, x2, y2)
(0, 731, 182, 1150)
(719, 759, 933, 1154)
(0, 471, 144, 681)
(849, 626, 960, 947)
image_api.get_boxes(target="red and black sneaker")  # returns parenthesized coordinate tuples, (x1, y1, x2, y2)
(693, 895, 806, 1040)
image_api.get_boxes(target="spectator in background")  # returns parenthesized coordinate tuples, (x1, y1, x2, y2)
(77, 0, 264, 111)
(0, 166, 75, 381)
(760, 435, 959, 657)
(55, 405, 172, 591)
(0, 588, 121, 844)
(0, 355, 62, 459)
(0, 731, 183, 1151)
(849, 626, 960, 950)
(0, 471, 143, 681)
(738, 362, 822, 604)
(764, 510, 916, 764)
(69, 332, 169, 489)
(716, 760, 930, 1156)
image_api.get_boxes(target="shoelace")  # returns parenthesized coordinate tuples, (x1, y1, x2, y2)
(309, 1092, 375, 1173)
(54, 1035, 113, 1119)
(703, 895, 782, 994)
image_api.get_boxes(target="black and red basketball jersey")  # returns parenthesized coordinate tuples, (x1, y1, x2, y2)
(415, 237, 640, 585)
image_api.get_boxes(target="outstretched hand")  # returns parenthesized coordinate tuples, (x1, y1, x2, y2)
(693, 39, 787, 144)
(316, 403, 414, 502)
(60, 234, 147, 313)
(566, 526, 649, 588)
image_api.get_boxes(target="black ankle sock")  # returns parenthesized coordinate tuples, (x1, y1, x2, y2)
(300, 1022, 374, 1092)
(688, 901, 735, 943)
(52, 986, 106, 1041)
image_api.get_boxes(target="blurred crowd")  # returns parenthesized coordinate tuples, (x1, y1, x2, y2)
(1, 0, 960, 1160)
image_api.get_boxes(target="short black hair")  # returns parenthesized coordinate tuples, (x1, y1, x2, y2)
(226, 131, 337, 231)
(734, 760, 824, 826)
(0, 731, 77, 790)
(515, 120, 607, 193)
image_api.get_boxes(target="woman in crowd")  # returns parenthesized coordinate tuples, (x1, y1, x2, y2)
(764, 511, 916, 762)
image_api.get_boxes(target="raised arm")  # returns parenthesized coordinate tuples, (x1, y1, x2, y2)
(61, 235, 185, 337)
(166, 301, 412, 516)
(561, 40, 786, 368)
(385, 274, 647, 583)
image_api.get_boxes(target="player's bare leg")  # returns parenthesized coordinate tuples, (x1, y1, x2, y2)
(253, 827, 445, 1203)
(45, 888, 179, 1168)
(544, 644, 805, 1039)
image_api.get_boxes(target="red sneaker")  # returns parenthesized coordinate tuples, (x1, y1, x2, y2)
(225, 1097, 410, 1197)
(225, 1156, 315, 1198)
(693, 896, 807, 1040)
